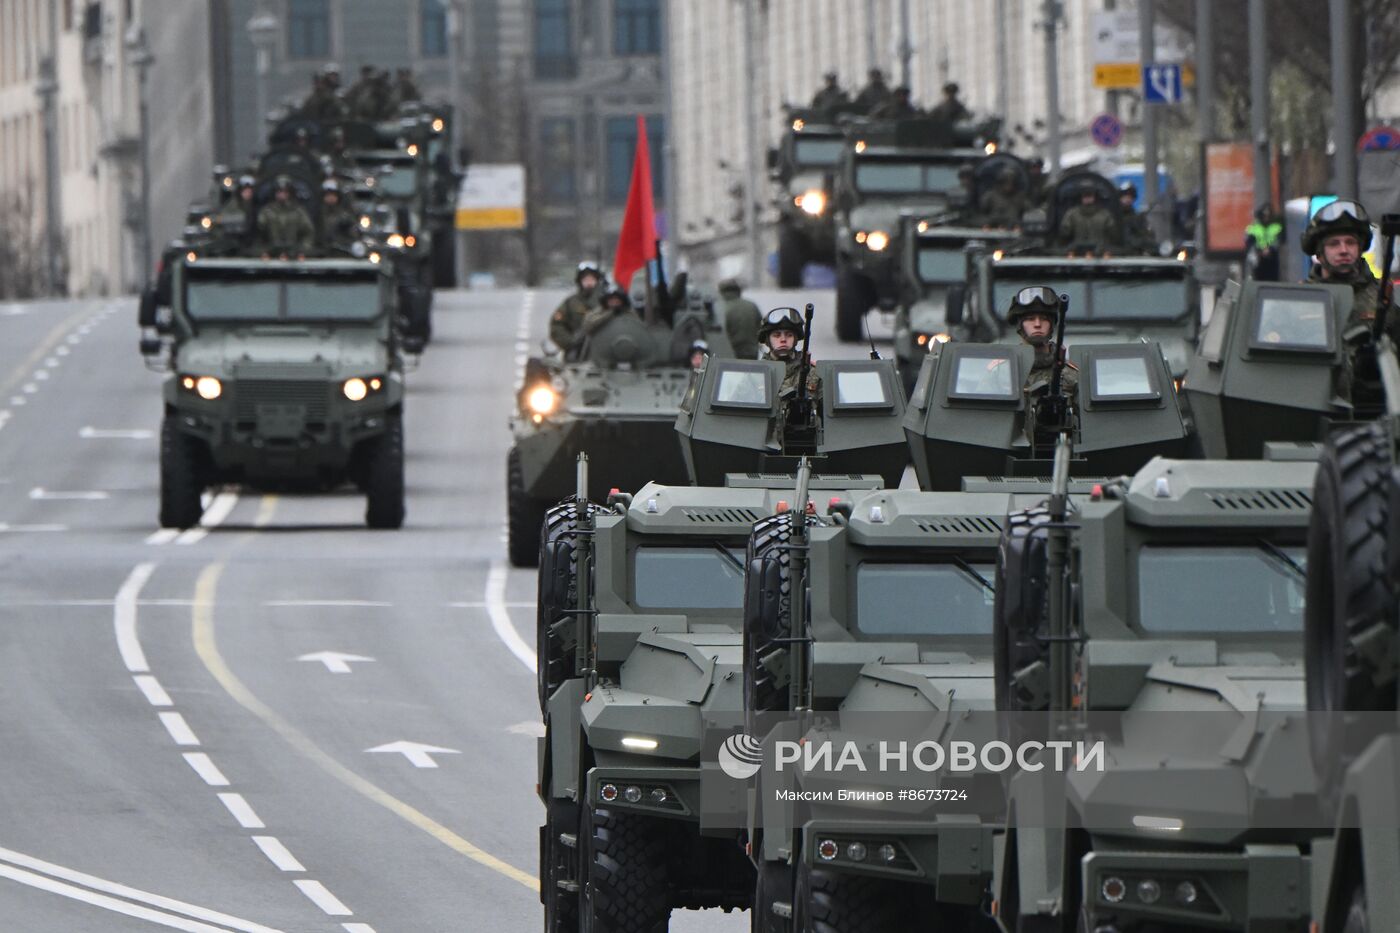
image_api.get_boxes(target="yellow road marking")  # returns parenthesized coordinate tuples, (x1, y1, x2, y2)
(190, 562, 539, 892)
(0, 304, 100, 398)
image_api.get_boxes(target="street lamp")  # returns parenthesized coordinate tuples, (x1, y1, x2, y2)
(248, 3, 279, 144)
(125, 24, 155, 290)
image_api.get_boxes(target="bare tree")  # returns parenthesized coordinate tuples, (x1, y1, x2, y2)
(0, 185, 61, 300)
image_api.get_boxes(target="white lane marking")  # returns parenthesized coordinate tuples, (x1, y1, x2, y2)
(0, 864, 233, 933)
(159, 711, 200, 746)
(0, 305, 27, 316)
(66, 334, 82, 345)
(44, 356, 59, 368)
(176, 491, 239, 545)
(33, 369, 49, 381)
(294, 880, 353, 916)
(365, 740, 461, 769)
(80, 426, 155, 439)
(133, 674, 173, 707)
(251, 837, 305, 873)
(298, 651, 375, 674)
(486, 560, 535, 671)
(183, 752, 229, 787)
(115, 562, 158, 673)
(22, 383, 37, 394)
(507, 720, 547, 738)
(55, 345, 70, 356)
(146, 528, 181, 545)
(30, 486, 110, 500)
(217, 792, 265, 829)
(9, 396, 24, 406)
(446, 600, 534, 608)
(0, 411, 10, 431)
(0, 845, 285, 932)
(342, 925, 377, 933)
(0, 523, 68, 532)
(265, 600, 390, 608)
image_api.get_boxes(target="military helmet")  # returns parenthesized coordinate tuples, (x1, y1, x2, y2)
(1118, 181, 1137, 198)
(321, 179, 341, 194)
(602, 285, 630, 307)
(943, 82, 960, 95)
(575, 261, 603, 285)
(718, 277, 742, 297)
(1005, 285, 1064, 325)
(274, 174, 294, 191)
(237, 174, 256, 190)
(690, 339, 710, 355)
(758, 307, 804, 341)
(1301, 199, 1372, 256)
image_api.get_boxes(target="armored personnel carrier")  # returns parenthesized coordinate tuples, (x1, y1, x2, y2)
(770, 110, 846, 288)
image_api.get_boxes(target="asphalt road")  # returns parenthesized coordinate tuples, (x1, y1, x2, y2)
(0, 286, 867, 932)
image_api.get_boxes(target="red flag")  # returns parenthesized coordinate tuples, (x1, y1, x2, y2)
(611, 115, 658, 293)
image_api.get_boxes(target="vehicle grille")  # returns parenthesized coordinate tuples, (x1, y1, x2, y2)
(681, 507, 764, 524)
(1205, 489, 1312, 511)
(233, 380, 330, 421)
(913, 516, 1003, 536)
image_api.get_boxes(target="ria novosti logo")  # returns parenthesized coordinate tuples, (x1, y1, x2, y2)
(717, 733, 763, 780)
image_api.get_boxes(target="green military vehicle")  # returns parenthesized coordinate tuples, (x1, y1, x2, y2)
(139, 255, 407, 529)
(537, 352, 910, 930)
(832, 132, 990, 343)
(769, 111, 847, 287)
(507, 300, 738, 568)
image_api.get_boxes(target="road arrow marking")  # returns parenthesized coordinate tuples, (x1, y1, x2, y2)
(298, 651, 375, 674)
(365, 740, 461, 769)
(79, 426, 154, 439)
(507, 721, 546, 738)
(30, 487, 110, 500)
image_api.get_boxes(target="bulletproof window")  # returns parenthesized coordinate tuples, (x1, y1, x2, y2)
(614, 0, 661, 55)
(186, 280, 282, 322)
(833, 368, 892, 409)
(605, 115, 666, 205)
(185, 274, 381, 324)
(534, 0, 576, 80)
(633, 546, 745, 609)
(287, 0, 331, 60)
(1137, 545, 1305, 634)
(854, 161, 962, 195)
(284, 281, 381, 321)
(949, 351, 1018, 401)
(1088, 352, 1160, 402)
(793, 137, 844, 167)
(853, 562, 996, 637)
(420, 0, 448, 57)
(712, 365, 771, 410)
(1250, 290, 1334, 353)
(916, 247, 965, 284)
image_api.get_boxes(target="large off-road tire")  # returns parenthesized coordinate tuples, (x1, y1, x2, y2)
(778, 226, 806, 289)
(581, 804, 672, 933)
(1305, 423, 1398, 791)
(797, 862, 931, 933)
(834, 266, 873, 343)
(159, 416, 205, 529)
(508, 446, 547, 568)
(538, 501, 603, 713)
(1340, 880, 1370, 933)
(432, 234, 456, 288)
(744, 514, 796, 725)
(541, 797, 581, 933)
(364, 411, 406, 529)
(752, 859, 795, 933)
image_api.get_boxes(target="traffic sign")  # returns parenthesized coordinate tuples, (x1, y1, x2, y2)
(1358, 125, 1400, 151)
(1094, 62, 1141, 89)
(1143, 64, 1183, 104)
(1090, 113, 1124, 148)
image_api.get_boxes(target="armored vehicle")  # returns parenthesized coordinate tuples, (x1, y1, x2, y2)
(770, 111, 846, 287)
(139, 256, 406, 529)
(1184, 279, 1375, 459)
(832, 134, 989, 342)
(507, 300, 736, 567)
(993, 453, 1320, 933)
(537, 351, 910, 929)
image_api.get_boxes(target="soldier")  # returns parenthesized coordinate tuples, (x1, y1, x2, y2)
(217, 174, 258, 239)
(1006, 286, 1078, 443)
(929, 82, 971, 124)
(393, 69, 421, 107)
(810, 72, 848, 114)
(1058, 187, 1121, 252)
(979, 168, 1027, 229)
(760, 307, 821, 397)
(689, 339, 710, 372)
(955, 164, 979, 224)
(853, 68, 893, 114)
(1302, 199, 1396, 398)
(719, 278, 762, 359)
(347, 66, 384, 121)
(871, 86, 918, 120)
(257, 176, 316, 256)
(1025, 157, 1048, 209)
(1117, 182, 1154, 254)
(549, 262, 605, 359)
(301, 67, 347, 122)
(580, 285, 641, 343)
(318, 179, 358, 249)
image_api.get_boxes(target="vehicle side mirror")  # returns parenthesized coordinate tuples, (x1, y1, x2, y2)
(139, 336, 162, 356)
(945, 285, 966, 326)
(139, 288, 159, 328)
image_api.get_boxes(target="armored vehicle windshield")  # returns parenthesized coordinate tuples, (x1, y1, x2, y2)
(183, 263, 384, 325)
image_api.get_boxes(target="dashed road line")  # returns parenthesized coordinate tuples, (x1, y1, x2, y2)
(183, 752, 230, 787)
(133, 674, 174, 707)
(146, 529, 181, 545)
(485, 560, 535, 671)
(176, 492, 239, 545)
(0, 523, 68, 532)
(159, 711, 201, 746)
(0, 303, 97, 399)
(294, 880, 352, 916)
(341, 924, 377, 933)
(115, 562, 158, 673)
(251, 837, 305, 873)
(218, 793, 266, 830)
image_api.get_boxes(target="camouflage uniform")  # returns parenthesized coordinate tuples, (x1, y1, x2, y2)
(777, 353, 822, 397)
(720, 282, 762, 359)
(978, 187, 1026, 228)
(257, 199, 316, 253)
(1059, 203, 1121, 250)
(1007, 289, 1077, 445)
(1120, 209, 1155, 254)
(319, 201, 359, 249)
(549, 287, 601, 359)
(854, 74, 892, 114)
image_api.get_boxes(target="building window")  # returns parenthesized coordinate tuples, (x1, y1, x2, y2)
(605, 115, 664, 205)
(421, 0, 448, 57)
(534, 0, 575, 80)
(287, 0, 330, 60)
(538, 118, 577, 200)
(613, 0, 659, 55)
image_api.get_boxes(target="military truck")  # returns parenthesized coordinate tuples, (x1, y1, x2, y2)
(507, 299, 739, 567)
(139, 255, 406, 529)
(770, 111, 846, 288)
(832, 132, 989, 342)
(992, 451, 1321, 933)
(537, 352, 911, 929)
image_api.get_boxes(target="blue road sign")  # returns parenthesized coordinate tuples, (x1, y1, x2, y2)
(1358, 125, 1400, 151)
(1142, 64, 1182, 104)
(1091, 112, 1124, 148)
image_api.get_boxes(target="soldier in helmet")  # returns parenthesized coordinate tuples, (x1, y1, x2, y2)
(810, 72, 848, 115)
(1007, 286, 1077, 442)
(929, 82, 971, 124)
(854, 68, 893, 114)
(550, 262, 606, 359)
(872, 85, 918, 120)
(1117, 181, 1154, 254)
(689, 339, 710, 372)
(257, 175, 316, 256)
(580, 285, 641, 344)
(216, 174, 258, 242)
(978, 167, 1027, 229)
(318, 179, 358, 249)
(760, 307, 821, 397)
(719, 278, 762, 359)
(392, 69, 421, 107)
(1058, 187, 1121, 252)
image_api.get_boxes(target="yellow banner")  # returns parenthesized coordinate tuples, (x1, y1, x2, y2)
(1094, 63, 1140, 89)
(456, 207, 527, 231)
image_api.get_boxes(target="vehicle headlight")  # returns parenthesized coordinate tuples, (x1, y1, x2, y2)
(387, 233, 406, 249)
(181, 375, 223, 400)
(432, 118, 445, 133)
(526, 385, 558, 415)
(342, 376, 385, 401)
(359, 215, 372, 229)
(866, 230, 890, 252)
(798, 189, 826, 216)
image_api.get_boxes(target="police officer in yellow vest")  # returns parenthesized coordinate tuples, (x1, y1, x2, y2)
(1245, 204, 1283, 281)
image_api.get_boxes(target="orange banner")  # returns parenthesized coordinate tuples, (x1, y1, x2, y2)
(1204, 143, 1279, 255)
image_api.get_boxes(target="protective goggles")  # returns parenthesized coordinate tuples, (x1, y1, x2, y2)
(1312, 199, 1369, 225)
(1010, 286, 1062, 309)
(764, 307, 804, 330)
